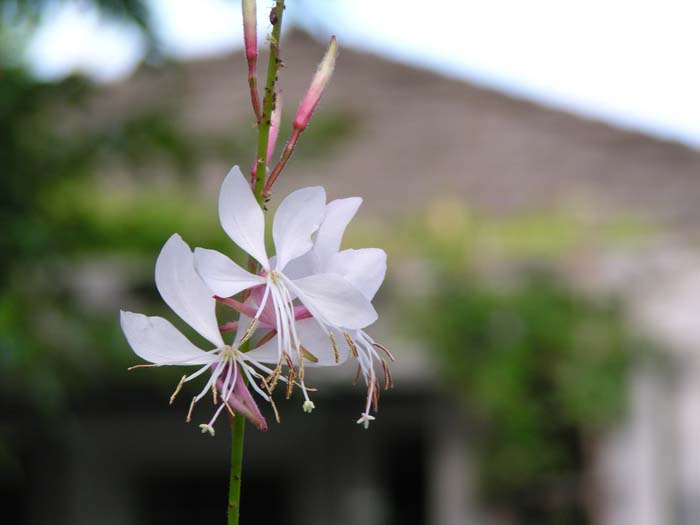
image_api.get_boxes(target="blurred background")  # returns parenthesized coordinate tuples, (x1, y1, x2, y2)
(2, 1, 700, 524)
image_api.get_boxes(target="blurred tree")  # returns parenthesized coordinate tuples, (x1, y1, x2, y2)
(0, 4, 234, 520)
(407, 265, 643, 524)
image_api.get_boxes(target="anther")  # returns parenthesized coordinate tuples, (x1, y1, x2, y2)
(353, 364, 362, 386)
(373, 342, 395, 362)
(186, 396, 197, 423)
(329, 332, 340, 363)
(238, 318, 259, 346)
(381, 359, 394, 390)
(344, 332, 359, 358)
(300, 346, 318, 363)
(127, 364, 158, 371)
(303, 400, 315, 413)
(169, 375, 187, 405)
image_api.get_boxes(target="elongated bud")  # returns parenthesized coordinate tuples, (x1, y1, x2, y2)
(242, 0, 257, 61)
(293, 36, 337, 131)
(267, 93, 282, 163)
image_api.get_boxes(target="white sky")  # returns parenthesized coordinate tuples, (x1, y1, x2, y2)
(27, 0, 700, 147)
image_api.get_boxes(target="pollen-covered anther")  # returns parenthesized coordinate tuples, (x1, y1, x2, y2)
(285, 367, 297, 400)
(353, 364, 362, 386)
(199, 424, 216, 437)
(373, 342, 395, 362)
(169, 374, 187, 405)
(186, 396, 197, 423)
(343, 332, 359, 358)
(329, 333, 340, 363)
(266, 362, 283, 392)
(381, 359, 394, 390)
(303, 400, 315, 413)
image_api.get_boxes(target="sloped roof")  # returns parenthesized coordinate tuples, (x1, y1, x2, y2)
(101, 30, 700, 237)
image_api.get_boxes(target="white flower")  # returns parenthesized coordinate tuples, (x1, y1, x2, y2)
(252, 196, 394, 427)
(120, 234, 296, 435)
(193, 166, 379, 409)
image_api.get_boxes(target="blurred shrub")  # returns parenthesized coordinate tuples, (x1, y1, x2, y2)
(406, 264, 643, 523)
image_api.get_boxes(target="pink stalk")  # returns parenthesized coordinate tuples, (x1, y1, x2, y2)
(263, 36, 338, 197)
(242, 0, 262, 123)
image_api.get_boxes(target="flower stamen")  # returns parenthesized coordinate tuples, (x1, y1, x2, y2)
(169, 375, 187, 405)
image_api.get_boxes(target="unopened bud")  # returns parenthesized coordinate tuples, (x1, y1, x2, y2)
(242, 0, 257, 61)
(293, 36, 337, 131)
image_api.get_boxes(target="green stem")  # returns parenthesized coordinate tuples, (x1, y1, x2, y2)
(253, 0, 285, 203)
(228, 3, 286, 523)
(227, 406, 246, 525)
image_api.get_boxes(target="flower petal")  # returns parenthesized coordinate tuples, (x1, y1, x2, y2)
(327, 248, 387, 301)
(155, 234, 224, 347)
(287, 273, 378, 330)
(194, 248, 264, 298)
(297, 320, 350, 366)
(120, 311, 218, 365)
(246, 319, 348, 366)
(272, 186, 326, 270)
(219, 165, 269, 269)
(312, 197, 362, 269)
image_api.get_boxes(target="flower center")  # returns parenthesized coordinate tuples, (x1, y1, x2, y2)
(269, 270, 282, 285)
(219, 345, 238, 361)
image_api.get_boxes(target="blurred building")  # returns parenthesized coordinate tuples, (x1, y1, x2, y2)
(21, 31, 700, 525)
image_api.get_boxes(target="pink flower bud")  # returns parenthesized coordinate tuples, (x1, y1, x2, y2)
(293, 36, 337, 131)
(242, 0, 257, 61)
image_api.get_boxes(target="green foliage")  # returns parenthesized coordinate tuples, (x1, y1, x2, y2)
(406, 264, 642, 523)
(281, 109, 359, 160)
(0, 6, 216, 417)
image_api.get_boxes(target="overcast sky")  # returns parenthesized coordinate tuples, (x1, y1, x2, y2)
(27, 0, 700, 147)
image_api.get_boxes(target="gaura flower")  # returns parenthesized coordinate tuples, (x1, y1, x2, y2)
(276, 196, 394, 428)
(216, 195, 393, 428)
(120, 234, 302, 436)
(193, 166, 378, 411)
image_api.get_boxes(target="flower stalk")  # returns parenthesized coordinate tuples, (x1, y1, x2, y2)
(253, 0, 286, 203)
(231, 2, 285, 523)
(227, 406, 246, 525)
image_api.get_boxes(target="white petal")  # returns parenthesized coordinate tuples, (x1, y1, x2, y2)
(155, 234, 224, 347)
(313, 197, 362, 270)
(272, 186, 326, 270)
(218, 165, 269, 269)
(280, 250, 316, 280)
(194, 248, 264, 298)
(246, 320, 348, 366)
(327, 248, 387, 301)
(287, 274, 378, 330)
(297, 321, 350, 366)
(120, 311, 218, 365)
(243, 341, 280, 364)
